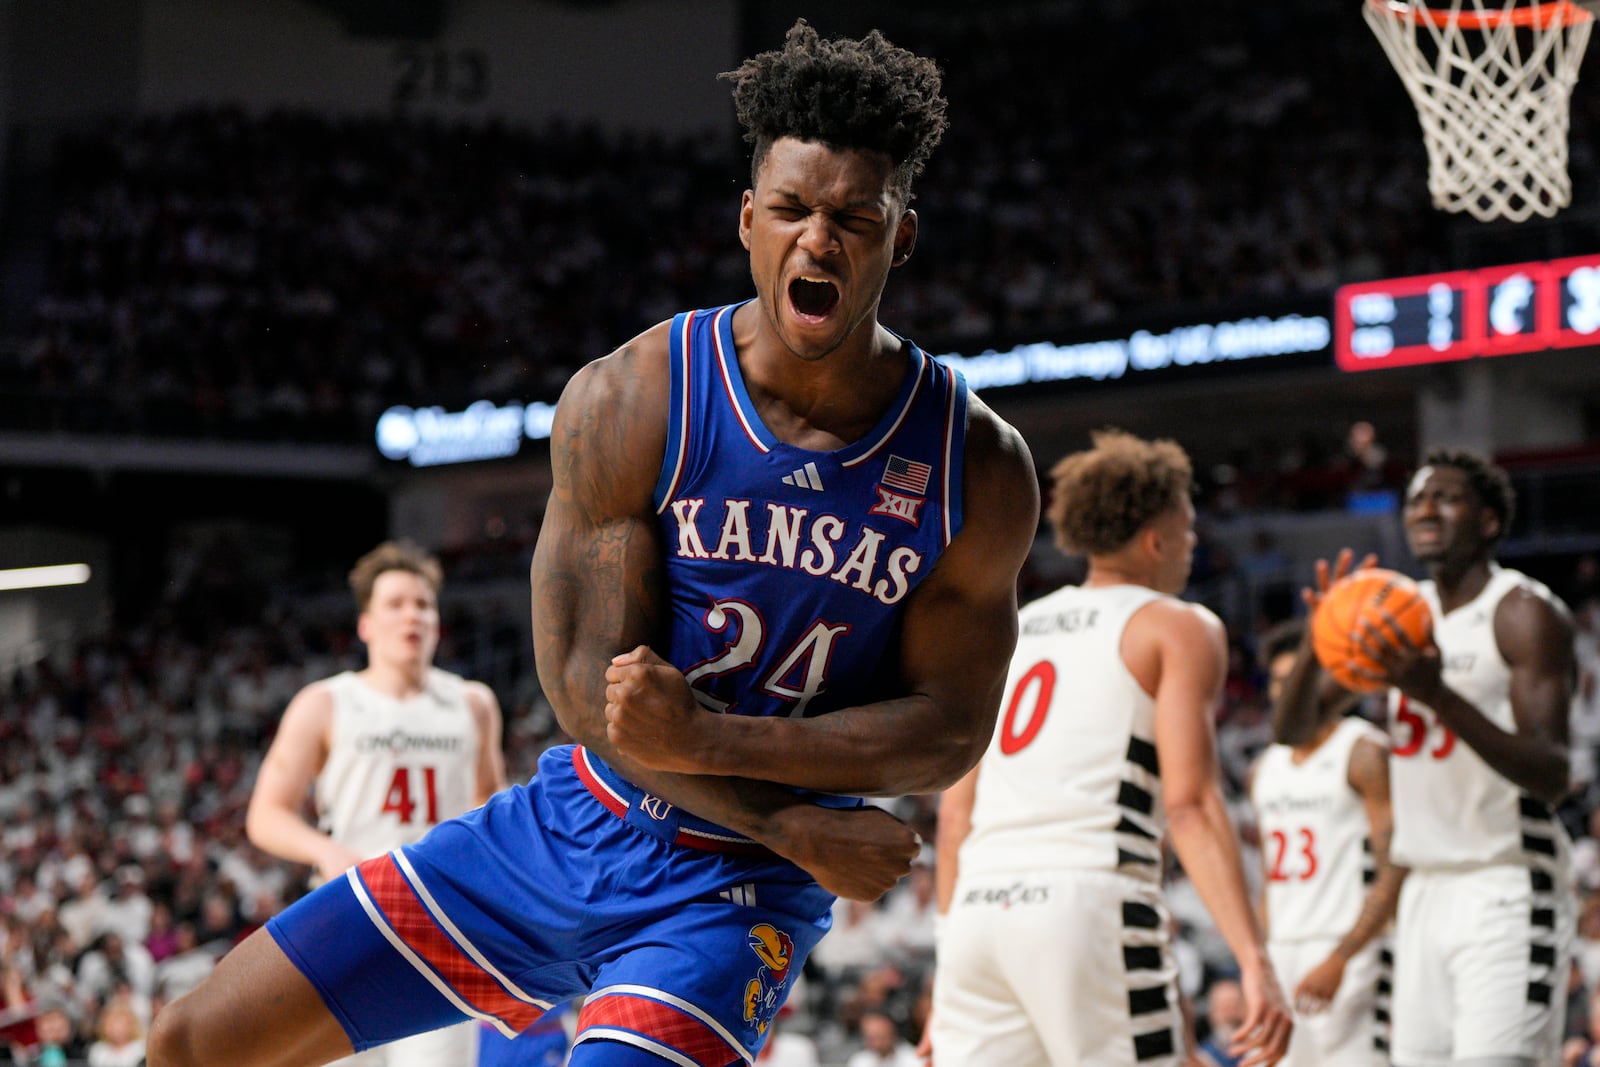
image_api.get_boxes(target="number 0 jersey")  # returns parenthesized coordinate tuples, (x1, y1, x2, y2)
(1251, 716, 1387, 943)
(316, 668, 482, 862)
(960, 582, 1168, 884)
(1387, 564, 1573, 874)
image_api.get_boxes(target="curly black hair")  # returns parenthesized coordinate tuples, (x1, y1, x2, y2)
(1047, 429, 1194, 557)
(721, 19, 949, 202)
(1420, 448, 1515, 543)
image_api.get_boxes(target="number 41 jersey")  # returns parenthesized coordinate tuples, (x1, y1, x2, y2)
(653, 302, 967, 725)
(315, 668, 482, 863)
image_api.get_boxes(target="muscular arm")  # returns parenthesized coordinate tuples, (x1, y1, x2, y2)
(245, 685, 357, 879)
(1334, 736, 1406, 959)
(1269, 635, 1328, 749)
(602, 388, 1039, 796)
(531, 334, 801, 837)
(530, 333, 931, 898)
(1277, 549, 1373, 747)
(1392, 588, 1573, 805)
(464, 682, 507, 804)
(1148, 602, 1291, 1063)
(612, 402, 1038, 795)
(1153, 605, 1273, 974)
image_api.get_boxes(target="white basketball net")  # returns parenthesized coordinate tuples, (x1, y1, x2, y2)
(1364, 0, 1594, 222)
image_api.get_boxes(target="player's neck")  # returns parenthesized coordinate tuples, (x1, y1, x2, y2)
(1428, 555, 1493, 614)
(734, 302, 905, 446)
(1084, 558, 1157, 591)
(357, 659, 430, 699)
(1290, 716, 1341, 761)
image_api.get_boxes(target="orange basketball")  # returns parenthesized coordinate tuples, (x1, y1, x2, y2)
(1310, 568, 1433, 693)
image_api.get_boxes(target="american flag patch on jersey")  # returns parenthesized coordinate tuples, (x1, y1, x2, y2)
(882, 454, 932, 496)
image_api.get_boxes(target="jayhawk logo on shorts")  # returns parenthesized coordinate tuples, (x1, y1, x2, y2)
(741, 923, 794, 1034)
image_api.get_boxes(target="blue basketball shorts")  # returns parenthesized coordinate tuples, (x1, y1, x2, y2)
(267, 745, 835, 1066)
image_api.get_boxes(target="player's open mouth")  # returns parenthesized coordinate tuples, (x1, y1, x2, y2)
(788, 277, 840, 323)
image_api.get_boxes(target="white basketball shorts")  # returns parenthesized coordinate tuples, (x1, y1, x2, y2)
(1390, 865, 1572, 1066)
(1268, 936, 1390, 1066)
(932, 868, 1183, 1067)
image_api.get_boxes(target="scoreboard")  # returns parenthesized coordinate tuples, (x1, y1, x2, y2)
(1334, 253, 1600, 371)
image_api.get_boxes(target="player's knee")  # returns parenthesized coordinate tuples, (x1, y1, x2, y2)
(146, 999, 204, 1067)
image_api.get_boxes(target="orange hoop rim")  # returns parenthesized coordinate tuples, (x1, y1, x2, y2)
(1366, 0, 1595, 28)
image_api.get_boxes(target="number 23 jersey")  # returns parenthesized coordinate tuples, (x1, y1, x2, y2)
(1251, 717, 1387, 942)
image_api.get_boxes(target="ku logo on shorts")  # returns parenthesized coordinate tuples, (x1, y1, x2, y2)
(742, 923, 794, 1036)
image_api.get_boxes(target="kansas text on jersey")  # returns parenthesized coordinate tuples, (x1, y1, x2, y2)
(581, 302, 966, 843)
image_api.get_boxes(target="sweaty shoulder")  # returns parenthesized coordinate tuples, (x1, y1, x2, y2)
(1131, 597, 1225, 643)
(550, 319, 675, 511)
(1123, 598, 1227, 691)
(1493, 580, 1575, 667)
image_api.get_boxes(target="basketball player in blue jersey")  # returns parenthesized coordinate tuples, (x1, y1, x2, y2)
(148, 20, 1039, 1067)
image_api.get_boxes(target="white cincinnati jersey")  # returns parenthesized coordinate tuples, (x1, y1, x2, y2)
(316, 669, 481, 862)
(1252, 717, 1387, 943)
(1387, 564, 1573, 875)
(962, 583, 1168, 883)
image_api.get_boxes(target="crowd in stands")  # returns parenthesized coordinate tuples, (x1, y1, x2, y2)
(3, 1, 1600, 1062)
(2, 533, 1598, 1064)
(4, 2, 1598, 442)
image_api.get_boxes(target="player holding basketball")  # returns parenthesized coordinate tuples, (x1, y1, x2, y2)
(149, 21, 1039, 1067)
(244, 540, 507, 1067)
(1354, 450, 1576, 1067)
(1249, 581, 1406, 1067)
(926, 430, 1292, 1067)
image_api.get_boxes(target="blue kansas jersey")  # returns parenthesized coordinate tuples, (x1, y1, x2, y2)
(651, 301, 966, 724)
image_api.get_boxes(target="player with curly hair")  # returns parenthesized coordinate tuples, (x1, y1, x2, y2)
(926, 430, 1291, 1067)
(150, 19, 1038, 1067)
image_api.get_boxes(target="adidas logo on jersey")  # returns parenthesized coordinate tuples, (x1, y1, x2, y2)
(782, 462, 824, 491)
(720, 883, 759, 906)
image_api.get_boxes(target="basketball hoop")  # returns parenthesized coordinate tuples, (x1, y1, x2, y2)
(1363, 0, 1595, 222)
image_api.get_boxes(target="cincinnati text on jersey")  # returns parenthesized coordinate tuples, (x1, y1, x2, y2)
(1256, 794, 1337, 817)
(667, 498, 924, 607)
(354, 730, 467, 756)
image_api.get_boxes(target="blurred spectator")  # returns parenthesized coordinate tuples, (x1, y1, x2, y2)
(875, 853, 938, 971)
(810, 899, 886, 984)
(845, 1009, 920, 1067)
(98, 867, 153, 946)
(54, 873, 107, 951)
(14, 1005, 84, 1067)
(1196, 978, 1247, 1067)
(756, 1005, 821, 1067)
(151, 923, 217, 1005)
(141, 903, 179, 964)
(76, 932, 156, 1009)
(1574, 596, 1600, 794)
(1566, 985, 1600, 1067)
(85, 996, 145, 1067)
